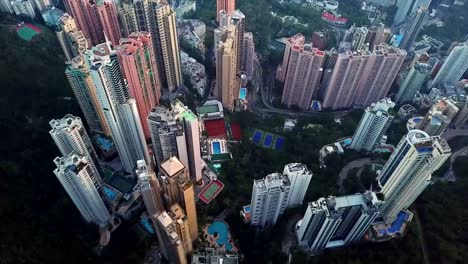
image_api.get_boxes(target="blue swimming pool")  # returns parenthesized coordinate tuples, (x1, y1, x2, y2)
(207, 221, 233, 251)
(103, 185, 117, 200)
(239, 88, 247, 100)
(212, 141, 221, 154)
(140, 218, 155, 234)
(96, 136, 113, 151)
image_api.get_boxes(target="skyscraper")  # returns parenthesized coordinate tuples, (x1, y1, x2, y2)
(137, 160, 164, 216)
(250, 173, 291, 228)
(154, 1, 182, 92)
(296, 191, 381, 253)
(350, 98, 395, 152)
(250, 163, 312, 228)
(366, 24, 391, 51)
(242, 32, 255, 80)
(378, 130, 451, 223)
(393, 0, 415, 25)
(171, 100, 202, 182)
(354, 44, 406, 107)
(322, 50, 370, 109)
(63, 0, 105, 44)
(399, 7, 428, 51)
(85, 41, 150, 173)
(53, 154, 111, 225)
(148, 106, 187, 164)
(416, 99, 459, 136)
(96, 0, 122, 46)
(170, 204, 193, 254)
(216, 0, 235, 22)
(116, 32, 162, 139)
(159, 157, 198, 241)
(277, 33, 305, 82)
(433, 42, 468, 86)
(282, 163, 313, 208)
(396, 62, 431, 103)
(231, 10, 245, 72)
(65, 56, 110, 135)
(351, 27, 369, 51)
(281, 45, 325, 110)
(215, 24, 240, 111)
(153, 211, 188, 264)
(56, 14, 90, 61)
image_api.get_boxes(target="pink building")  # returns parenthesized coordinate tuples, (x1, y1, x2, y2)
(354, 44, 406, 107)
(322, 51, 370, 110)
(97, 0, 121, 46)
(116, 32, 162, 139)
(281, 45, 325, 110)
(277, 33, 305, 82)
(216, 0, 235, 22)
(64, 0, 104, 45)
(322, 44, 406, 110)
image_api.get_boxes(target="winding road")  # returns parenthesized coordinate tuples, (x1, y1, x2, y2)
(337, 158, 372, 192)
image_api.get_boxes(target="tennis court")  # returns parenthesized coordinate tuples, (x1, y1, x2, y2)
(252, 129, 285, 150)
(253, 130, 263, 144)
(106, 173, 136, 194)
(274, 137, 285, 150)
(264, 134, 274, 147)
(198, 180, 224, 204)
(16, 24, 42, 41)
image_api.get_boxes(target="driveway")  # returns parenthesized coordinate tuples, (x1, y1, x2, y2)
(337, 158, 372, 192)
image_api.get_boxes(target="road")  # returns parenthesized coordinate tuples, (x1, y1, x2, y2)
(248, 59, 351, 118)
(337, 158, 372, 192)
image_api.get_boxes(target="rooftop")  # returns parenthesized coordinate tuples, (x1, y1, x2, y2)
(161, 157, 185, 177)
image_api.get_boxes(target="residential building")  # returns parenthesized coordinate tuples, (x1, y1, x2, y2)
(137, 160, 164, 216)
(65, 55, 110, 135)
(296, 191, 381, 253)
(159, 157, 198, 241)
(153, 211, 188, 264)
(192, 248, 239, 264)
(366, 24, 391, 51)
(231, 10, 245, 72)
(85, 41, 150, 173)
(96, 0, 122, 46)
(281, 45, 325, 110)
(277, 33, 305, 82)
(311, 31, 327, 50)
(321, 50, 369, 109)
(148, 106, 188, 165)
(411, 0, 432, 14)
(181, 51, 207, 96)
(250, 173, 291, 228)
(250, 163, 313, 228)
(243, 32, 255, 80)
(53, 154, 111, 225)
(170, 204, 193, 254)
(49, 114, 102, 181)
(171, 100, 202, 183)
(116, 32, 162, 139)
(378, 130, 451, 223)
(215, 24, 240, 111)
(394, 0, 415, 25)
(63, 0, 105, 45)
(396, 62, 431, 103)
(216, 0, 235, 22)
(32, 0, 50, 11)
(282, 163, 313, 207)
(0, 0, 13, 13)
(350, 98, 395, 152)
(154, 1, 182, 92)
(354, 44, 406, 107)
(351, 27, 369, 51)
(416, 99, 459, 136)
(117, 0, 137, 37)
(11, 0, 35, 18)
(399, 7, 428, 51)
(433, 42, 468, 86)
(56, 14, 90, 61)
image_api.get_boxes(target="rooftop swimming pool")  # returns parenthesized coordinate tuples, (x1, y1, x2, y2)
(212, 141, 222, 154)
(207, 221, 233, 251)
(103, 185, 117, 201)
(239, 88, 247, 100)
(96, 136, 113, 151)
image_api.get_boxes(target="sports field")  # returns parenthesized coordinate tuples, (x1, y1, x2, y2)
(16, 24, 41, 41)
(198, 180, 224, 204)
(251, 129, 285, 150)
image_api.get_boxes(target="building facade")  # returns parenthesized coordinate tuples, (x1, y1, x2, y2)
(137, 159, 164, 216)
(296, 191, 381, 253)
(378, 130, 451, 223)
(53, 154, 111, 225)
(242, 32, 255, 80)
(216, 0, 235, 22)
(350, 98, 395, 152)
(433, 42, 468, 86)
(399, 7, 428, 51)
(416, 99, 459, 136)
(396, 62, 431, 103)
(56, 14, 90, 61)
(154, 211, 188, 264)
(277, 33, 305, 82)
(96, 0, 122, 46)
(116, 32, 162, 139)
